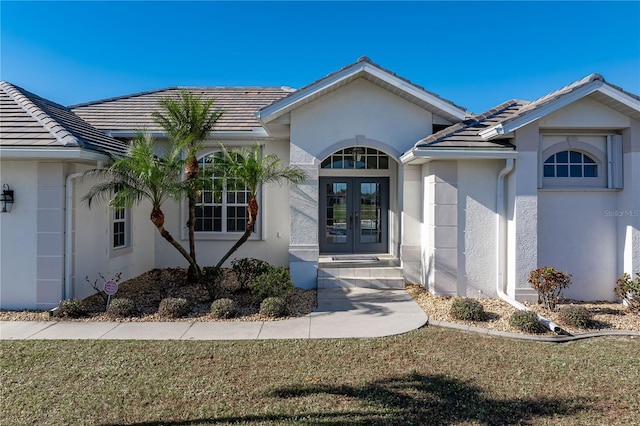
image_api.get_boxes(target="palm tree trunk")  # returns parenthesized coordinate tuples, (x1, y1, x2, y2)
(215, 198, 258, 268)
(186, 193, 199, 281)
(151, 207, 200, 275)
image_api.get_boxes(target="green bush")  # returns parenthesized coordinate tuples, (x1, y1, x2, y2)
(57, 299, 87, 318)
(210, 298, 237, 319)
(252, 266, 294, 302)
(107, 298, 136, 318)
(260, 297, 288, 318)
(449, 298, 487, 321)
(200, 267, 223, 300)
(158, 297, 190, 318)
(527, 266, 572, 311)
(509, 310, 546, 334)
(232, 258, 270, 290)
(614, 272, 640, 313)
(558, 306, 594, 329)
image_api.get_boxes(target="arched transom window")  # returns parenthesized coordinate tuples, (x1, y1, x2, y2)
(321, 147, 389, 170)
(543, 150, 598, 178)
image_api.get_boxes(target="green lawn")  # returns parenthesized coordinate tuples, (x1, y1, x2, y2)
(2, 327, 639, 425)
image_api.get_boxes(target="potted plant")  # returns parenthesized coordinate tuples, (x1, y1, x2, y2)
(614, 272, 640, 313)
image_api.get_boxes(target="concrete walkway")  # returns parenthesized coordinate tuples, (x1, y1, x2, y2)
(0, 288, 429, 341)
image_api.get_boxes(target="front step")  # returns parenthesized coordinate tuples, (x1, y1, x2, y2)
(317, 256, 405, 289)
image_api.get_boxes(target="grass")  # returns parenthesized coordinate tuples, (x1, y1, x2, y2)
(2, 329, 639, 425)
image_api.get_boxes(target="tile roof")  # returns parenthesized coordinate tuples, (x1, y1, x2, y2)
(414, 100, 527, 149)
(71, 87, 294, 132)
(0, 81, 128, 154)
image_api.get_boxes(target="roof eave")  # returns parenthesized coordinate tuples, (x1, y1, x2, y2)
(0, 147, 112, 161)
(258, 61, 466, 124)
(401, 147, 517, 164)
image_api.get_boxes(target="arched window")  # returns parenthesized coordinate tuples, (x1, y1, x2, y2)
(195, 152, 250, 233)
(321, 147, 389, 170)
(543, 150, 598, 178)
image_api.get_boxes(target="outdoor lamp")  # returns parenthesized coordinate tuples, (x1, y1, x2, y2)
(1, 184, 15, 213)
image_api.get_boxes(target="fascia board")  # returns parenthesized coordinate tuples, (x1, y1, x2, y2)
(106, 129, 271, 140)
(0, 147, 110, 161)
(598, 84, 640, 112)
(401, 148, 517, 164)
(479, 81, 604, 140)
(257, 63, 367, 123)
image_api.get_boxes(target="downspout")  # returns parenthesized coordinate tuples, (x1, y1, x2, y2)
(64, 161, 104, 300)
(496, 158, 564, 334)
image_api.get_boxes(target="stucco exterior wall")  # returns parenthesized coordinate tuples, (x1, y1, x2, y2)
(73, 165, 156, 301)
(539, 97, 631, 129)
(458, 160, 503, 298)
(0, 161, 39, 309)
(153, 139, 293, 270)
(538, 190, 619, 301)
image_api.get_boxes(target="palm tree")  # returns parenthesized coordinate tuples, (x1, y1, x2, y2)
(82, 133, 200, 273)
(212, 144, 307, 268)
(152, 91, 223, 280)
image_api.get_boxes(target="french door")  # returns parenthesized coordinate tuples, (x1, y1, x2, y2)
(319, 177, 388, 253)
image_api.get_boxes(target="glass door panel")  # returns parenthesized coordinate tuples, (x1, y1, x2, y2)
(324, 182, 348, 246)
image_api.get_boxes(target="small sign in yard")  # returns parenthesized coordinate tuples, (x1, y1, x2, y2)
(104, 280, 119, 310)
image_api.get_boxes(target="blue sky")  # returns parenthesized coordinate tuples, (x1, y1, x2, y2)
(1, 1, 639, 113)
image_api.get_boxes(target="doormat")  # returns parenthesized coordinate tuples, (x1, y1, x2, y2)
(331, 256, 379, 262)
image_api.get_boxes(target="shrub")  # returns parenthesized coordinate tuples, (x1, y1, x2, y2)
(210, 298, 237, 319)
(509, 310, 546, 334)
(614, 272, 640, 313)
(260, 296, 288, 318)
(252, 266, 294, 302)
(158, 297, 190, 318)
(57, 299, 87, 318)
(200, 267, 223, 300)
(107, 298, 136, 318)
(527, 266, 572, 311)
(558, 305, 594, 329)
(232, 258, 270, 290)
(449, 298, 487, 321)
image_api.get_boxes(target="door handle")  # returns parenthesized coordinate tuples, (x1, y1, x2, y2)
(355, 212, 359, 228)
(349, 212, 353, 229)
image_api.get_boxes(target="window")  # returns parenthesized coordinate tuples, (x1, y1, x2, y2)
(195, 152, 250, 233)
(543, 150, 598, 178)
(321, 147, 389, 170)
(112, 208, 128, 249)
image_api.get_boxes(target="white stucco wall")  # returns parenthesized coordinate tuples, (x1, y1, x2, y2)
(0, 161, 38, 309)
(539, 97, 631, 129)
(538, 190, 619, 301)
(73, 164, 156, 301)
(153, 139, 293, 270)
(458, 160, 503, 298)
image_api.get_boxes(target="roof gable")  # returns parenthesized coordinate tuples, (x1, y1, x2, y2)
(0, 81, 127, 154)
(257, 56, 467, 125)
(479, 74, 640, 139)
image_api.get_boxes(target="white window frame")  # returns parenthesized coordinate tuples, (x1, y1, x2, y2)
(110, 207, 132, 257)
(184, 148, 262, 241)
(538, 134, 619, 189)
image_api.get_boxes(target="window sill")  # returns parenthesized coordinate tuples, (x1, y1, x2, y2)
(538, 187, 621, 192)
(188, 232, 262, 241)
(110, 245, 133, 258)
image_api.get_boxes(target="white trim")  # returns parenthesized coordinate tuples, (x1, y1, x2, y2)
(257, 61, 466, 124)
(0, 147, 110, 162)
(400, 148, 517, 164)
(105, 129, 270, 140)
(480, 80, 604, 140)
(480, 81, 640, 140)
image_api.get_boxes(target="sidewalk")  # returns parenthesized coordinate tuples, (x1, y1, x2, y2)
(0, 288, 429, 340)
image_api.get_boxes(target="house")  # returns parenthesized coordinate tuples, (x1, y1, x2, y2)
(1, 57, 638, 310)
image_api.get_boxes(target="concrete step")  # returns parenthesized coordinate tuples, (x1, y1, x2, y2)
(317, 263, 405, 289)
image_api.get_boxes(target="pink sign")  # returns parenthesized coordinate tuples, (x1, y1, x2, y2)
(104, 280, 118, 296)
